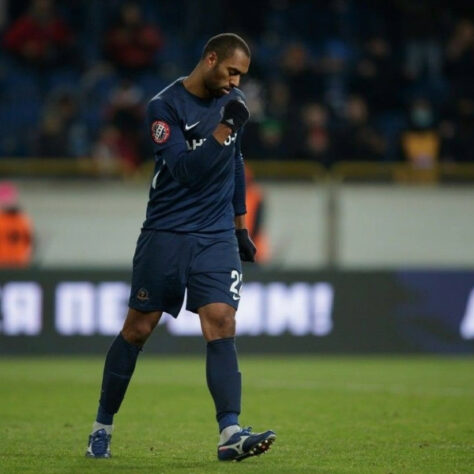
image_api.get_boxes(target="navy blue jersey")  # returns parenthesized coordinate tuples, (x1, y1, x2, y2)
(142, 78, 247, 233)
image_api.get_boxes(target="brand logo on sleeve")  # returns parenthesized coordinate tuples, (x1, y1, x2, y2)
(151, 120, 170, 144)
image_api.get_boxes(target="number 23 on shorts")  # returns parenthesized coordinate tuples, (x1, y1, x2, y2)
(230, 270, 243, 301)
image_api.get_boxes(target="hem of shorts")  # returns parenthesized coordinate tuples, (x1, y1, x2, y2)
(186, 299, 239, 314)
(141, 226, 235, 236)
(128, 301, 180, 318)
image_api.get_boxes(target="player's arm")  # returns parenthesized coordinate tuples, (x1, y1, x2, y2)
(148, 98, 249, 189)
(233, 130, 247, 222)
(233, 129, 257, 262)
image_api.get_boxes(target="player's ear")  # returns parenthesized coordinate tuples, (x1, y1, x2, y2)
(206, 51, 218, 68)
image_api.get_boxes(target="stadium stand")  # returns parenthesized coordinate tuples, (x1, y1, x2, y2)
(0, 0, 472, 175)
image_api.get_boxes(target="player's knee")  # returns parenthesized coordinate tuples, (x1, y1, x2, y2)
(122, 309, 160, 346)
(122, 321, 153, 346)
(216, 313, 236, 335)
(201, 308, 236, 340)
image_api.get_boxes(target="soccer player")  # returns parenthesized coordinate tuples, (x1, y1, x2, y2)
(86, 33, 276, 462)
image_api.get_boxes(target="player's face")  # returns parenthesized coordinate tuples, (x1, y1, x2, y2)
(204, 49, 250, 97)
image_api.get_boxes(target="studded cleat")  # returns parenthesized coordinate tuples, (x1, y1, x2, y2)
(85, 428, 112, 458)
(217, 426, 276, 462)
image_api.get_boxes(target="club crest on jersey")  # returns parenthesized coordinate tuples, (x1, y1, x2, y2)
(151, 120, 170, 144)
(137, 288, 150, 301)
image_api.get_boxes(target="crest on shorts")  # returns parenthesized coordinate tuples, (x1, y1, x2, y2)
(137, 288, 149, 301)
(151, 120, 170, 144)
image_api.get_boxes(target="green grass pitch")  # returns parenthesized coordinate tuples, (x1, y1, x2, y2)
(1, 355, 473, 473)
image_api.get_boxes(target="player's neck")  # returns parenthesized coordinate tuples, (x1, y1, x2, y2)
(183, 69, 211, 100)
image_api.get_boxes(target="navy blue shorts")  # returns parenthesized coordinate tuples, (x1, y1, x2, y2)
(128, 230, 242, 317)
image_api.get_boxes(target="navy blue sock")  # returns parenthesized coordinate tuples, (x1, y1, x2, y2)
(96, 332, 141, 425)
(206, 337, 241, 432)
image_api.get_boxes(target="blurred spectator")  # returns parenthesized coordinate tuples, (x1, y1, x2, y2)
(0, 1, 473, 169)
(244, 165, 270, 264)
(400, 98, 440, 168)
(350, 36, 401, 115)
(3, 0, 75, 69)
(265, 80, 291, 121)
(279, 42, 323, 105)
(336, 95, 386, 162)
(92, 125, 136, 175)
(317, 39, 350, 111)
(100, 78, 145, 170)
(241, 78, 265, 120)
(294, 103, 335, 166)
(0, 182, 34, 268)
(439, 98, 474, 163)
(445, 19, 474, 101)
(251, 119, 288, 160)
(400, 0, 443, 84)
(104, 2, 164, 74)
(35, 90, 89, 157)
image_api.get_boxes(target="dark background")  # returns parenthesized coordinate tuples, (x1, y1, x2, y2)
(1, 268, 473, 354)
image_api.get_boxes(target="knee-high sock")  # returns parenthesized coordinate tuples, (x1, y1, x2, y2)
(96, 332, 141, 425)
(206, 337, 241, 432)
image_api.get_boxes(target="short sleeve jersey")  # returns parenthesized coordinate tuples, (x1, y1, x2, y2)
(143, 78, 245, 234)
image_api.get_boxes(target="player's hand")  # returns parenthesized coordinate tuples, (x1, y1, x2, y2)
(235, 228, 256, 262)
(221, 99, 250, 133)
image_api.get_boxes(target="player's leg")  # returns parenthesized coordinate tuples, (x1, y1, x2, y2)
(97, 308, 162, 425)
(86, 308, 162, 458)
(187, 232, 275, 461)
(198, 302, 276, 461)
(187, 236, 244, 443)
(87, 229, 188, 458)
(199, 302, 241, 434)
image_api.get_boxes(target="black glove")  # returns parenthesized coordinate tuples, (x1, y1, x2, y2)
(221, 99, 250, 133)
(235, 228, 256, 262)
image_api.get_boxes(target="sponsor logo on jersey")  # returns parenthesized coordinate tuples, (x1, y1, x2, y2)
(151, 120, 170, 144)
(186, 132, 237, 150)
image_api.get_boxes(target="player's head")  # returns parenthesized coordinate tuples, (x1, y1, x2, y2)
(200, 33, 251, 97)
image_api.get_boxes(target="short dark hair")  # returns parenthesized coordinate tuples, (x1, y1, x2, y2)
(201, 33, 251, 61)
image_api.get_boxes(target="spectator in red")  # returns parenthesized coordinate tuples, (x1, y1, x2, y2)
(3, 0, 74, 69)
(92, 125, 139, 176)
(96, 79, 146, 172)
(105, 2, 164, 74)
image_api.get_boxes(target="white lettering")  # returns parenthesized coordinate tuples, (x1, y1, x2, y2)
(460, 288, 474, 339)
(55, 282, 95, 335)
(97, 282, 129, 335)
(236, 283, 264, 335)
(224, 133, 238, 146)
(186, 138, 207, 150)
(266, 283, 311, 335)
(312, 283, 334, 335)
(48, 280, 334, 337)
(186, 132, 237, 151)
(0, 282, 42, 335)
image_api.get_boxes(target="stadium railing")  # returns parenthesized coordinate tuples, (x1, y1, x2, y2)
(2, 158, 474, 183)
